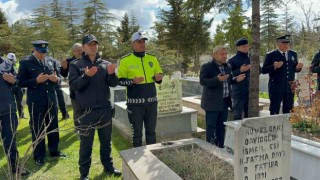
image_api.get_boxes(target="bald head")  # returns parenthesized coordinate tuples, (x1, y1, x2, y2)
(72, 43, 83, 58)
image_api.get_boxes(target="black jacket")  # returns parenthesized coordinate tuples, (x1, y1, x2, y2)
(228, 51, 251, 97)
(262, 49, 301, 93)
(61, 56, 78, 99)
(0, 57, 17, 115)
(69, 54, 118, 110)
(17, 55, 61, 106)
(60, 56, 77, 78)
(310, 50, 320, 83)
(200, 59, 235, 111)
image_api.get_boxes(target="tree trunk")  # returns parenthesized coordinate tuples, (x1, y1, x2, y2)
(194, 54, 200, 75)
(249, 0, 260, 117)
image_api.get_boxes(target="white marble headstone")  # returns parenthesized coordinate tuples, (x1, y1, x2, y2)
(234, 115, 291, 180)
(156, 76, 183, 114)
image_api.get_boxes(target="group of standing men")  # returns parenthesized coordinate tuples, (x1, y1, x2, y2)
(200, 34, 304, 148)
(0, 31, 163, 180)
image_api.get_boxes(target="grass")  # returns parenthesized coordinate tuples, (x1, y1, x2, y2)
(259, 92, 269, 99)
(152, 144, 233, 180)
(0, 107, 131, 180)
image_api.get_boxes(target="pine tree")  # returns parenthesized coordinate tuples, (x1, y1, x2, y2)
(0, 8, 7, 25)
(117, 13, 130, 43)
(158, 0, 186, 57)
(0, 8, 12, 54)
(129, 10, 139, 33)
(81, 0, 115, 36)
(50, 0, 66, 22)
(281, 0, 295, 34)
(65, 0, 80, 42)
(213, 23, 227, 46)
(261, 0, 281, 52)
(223, 1, 250, 53)
(184, 0, 213, 74)
(155, 0, 187, 72)
(81, 0, 116, 58)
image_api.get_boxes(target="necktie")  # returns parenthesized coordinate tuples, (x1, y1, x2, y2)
(282, 53, 286, 61)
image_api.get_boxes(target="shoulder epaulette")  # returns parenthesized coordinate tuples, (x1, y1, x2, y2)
(228, 54, 236, 61)
(288, 50, 296, 53)
(146, 52, 156, 57)
(120, 53, 132, 59)
(21, 55, 31, 61)
(266, 50, 275, 55)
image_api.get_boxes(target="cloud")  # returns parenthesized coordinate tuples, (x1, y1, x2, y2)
(1, 0, 319, 36)
(0, 0, 33, 24)
(2, 0, 166, 34)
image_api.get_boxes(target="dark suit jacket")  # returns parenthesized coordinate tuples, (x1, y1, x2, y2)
(310, 50, 320, 83)
(228, 51, 251, 97)
(18, 55, 61, 106)
(60, 56, 77, 77)
(200, 59, 233, 111)
(262, 49, 301, 93)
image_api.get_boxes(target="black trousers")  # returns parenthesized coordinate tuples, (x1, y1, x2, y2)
(13, 88, 24, 117)
(232, 93, 249, 120)
(28, 104, 60, 161)
(71, 99, 79, 128)
(269, 92, 294, 115)
(205, 100, 228, 148)
(55, 87, 68, 117)
(0, 113, 19, 173)
(78, 108, 113, 177)
(127, 103, 157, 147)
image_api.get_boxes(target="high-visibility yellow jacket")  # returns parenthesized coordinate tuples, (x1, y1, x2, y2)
(118, 52, 163, 105)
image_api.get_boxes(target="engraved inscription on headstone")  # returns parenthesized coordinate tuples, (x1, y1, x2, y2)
(234, 115, 291, 180)
(156, 76, 182, 114)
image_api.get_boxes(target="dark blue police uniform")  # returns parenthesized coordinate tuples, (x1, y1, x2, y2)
(228, 38, 251, 120)
(0, 57, 20, 173)
(17, 40, 63, 164)
(262, 35, 301, 115)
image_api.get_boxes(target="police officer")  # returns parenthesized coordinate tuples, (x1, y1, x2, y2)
(69, 34, 121, 180)
(262, 35, 303, 115)
(310, 50, 320, 91)
(61, 43, 83, 127)
(0, 56, 29, 176)
(17, 40, 66, 166)
(228, 38, 251, 120)
(7, 53, 26, 119)
(118, 31, 163, 147)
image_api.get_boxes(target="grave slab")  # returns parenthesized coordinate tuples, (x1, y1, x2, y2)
(114, 101, 199, 143)
(120, 138, 233, 180)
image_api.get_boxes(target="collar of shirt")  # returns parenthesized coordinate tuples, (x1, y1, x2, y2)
(277, 49, 288, 54)
(33, 53, 43, 62)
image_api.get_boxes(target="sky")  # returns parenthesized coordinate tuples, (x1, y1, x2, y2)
(0, 0, 319, 37)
